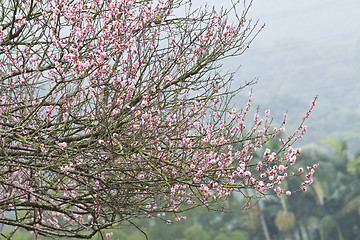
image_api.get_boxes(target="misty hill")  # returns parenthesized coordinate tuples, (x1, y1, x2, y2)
(195, 0, 360, 152)
(228, 34, 360, 152)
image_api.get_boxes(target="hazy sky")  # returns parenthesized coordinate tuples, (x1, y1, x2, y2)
(196, 0, 360, 44)
(192, 0, 360, 150)
(238, 0, 360, 93)
(194, 0, 360, 86)
(245, 0, 360, 42)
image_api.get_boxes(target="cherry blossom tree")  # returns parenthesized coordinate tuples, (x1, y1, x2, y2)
(0, 0, 317, 238)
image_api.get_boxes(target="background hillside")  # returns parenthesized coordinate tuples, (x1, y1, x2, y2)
(218, 0, 360, 152)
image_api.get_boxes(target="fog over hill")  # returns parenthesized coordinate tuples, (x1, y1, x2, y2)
(198, 0, 360, 152)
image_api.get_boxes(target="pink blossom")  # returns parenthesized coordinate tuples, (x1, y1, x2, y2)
(57, 142, 67, 150)
(15, 13, 23, 20)
(0, 0, 318, 236)
(244, 171, 251, 177)
(60, 166, 69, 172)
(279, 165, 285, 173)
(40, 144, 47, 153)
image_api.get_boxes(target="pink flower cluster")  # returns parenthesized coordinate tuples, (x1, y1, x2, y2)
(0, 0, 318, 238)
